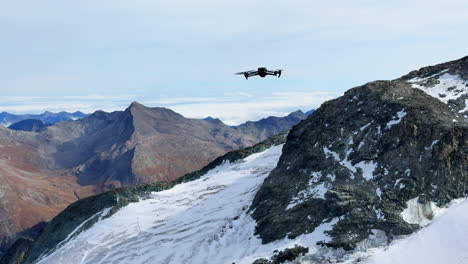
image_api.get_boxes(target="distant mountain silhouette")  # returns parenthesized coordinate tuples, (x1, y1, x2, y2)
(0, 111, 88, 127)
(8, 119, 48, 132)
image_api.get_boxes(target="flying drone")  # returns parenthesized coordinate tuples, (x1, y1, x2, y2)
(235, 67, 283, 79)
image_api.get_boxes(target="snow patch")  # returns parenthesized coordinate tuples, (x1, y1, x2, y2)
(323, 147, 356, 173)
(355, 229, 388, 251)
(426, 140, 440, 150)
(385, 109, 407, 129)
(459, 99, 468, 113)
(360, 198, 468, 264)
(401, 197, 439, 226)
(409, 73, 468, 104)
(360, 122, 372, 131)
(355, 161, 377, 180)
(375, 188, 382, 198)
(287, 172, 330, 209)
(323, 147, 377, 180)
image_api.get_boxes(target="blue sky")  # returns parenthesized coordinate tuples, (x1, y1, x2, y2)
(1, 0, 468, 124)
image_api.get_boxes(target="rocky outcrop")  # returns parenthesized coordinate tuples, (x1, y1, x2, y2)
(251, 57, 468, 250)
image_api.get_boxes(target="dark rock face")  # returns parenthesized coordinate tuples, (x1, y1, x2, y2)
(251, 245, 309, 264)
(251, 79, 467, 250)
(8, 119, 47, 132)
(0, 238, 34, 264)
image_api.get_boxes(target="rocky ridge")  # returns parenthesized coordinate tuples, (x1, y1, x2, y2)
(251, 56, 467, 251)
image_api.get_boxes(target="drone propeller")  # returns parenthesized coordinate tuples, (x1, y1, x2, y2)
(276, 69, 284, 78)
(235, 71, 251, 79)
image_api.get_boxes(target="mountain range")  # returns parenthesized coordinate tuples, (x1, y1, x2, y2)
(2, 55, 466, 264)
(0, 111, 88, 127)
(0, 105, 310, 258)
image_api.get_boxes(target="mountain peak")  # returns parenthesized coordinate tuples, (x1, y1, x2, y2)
(128, 101, 146, 110)
(287, 110, 306, 119)
(203, 116, 224, 124)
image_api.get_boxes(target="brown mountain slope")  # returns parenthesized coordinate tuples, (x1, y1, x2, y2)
(0, 127, 94, 255)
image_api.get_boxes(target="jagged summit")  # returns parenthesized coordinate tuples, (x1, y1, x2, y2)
(128, 101, 144, 108)
(399, 56, 468, 119)
(401, 55, 468, 80)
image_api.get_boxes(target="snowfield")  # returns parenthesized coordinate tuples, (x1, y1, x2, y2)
(35, 145, 335, 264)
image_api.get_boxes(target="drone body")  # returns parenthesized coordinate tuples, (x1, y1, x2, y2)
(236, 67, 283, 79)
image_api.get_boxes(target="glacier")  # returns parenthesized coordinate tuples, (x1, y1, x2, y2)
(34, 144, 335, 264)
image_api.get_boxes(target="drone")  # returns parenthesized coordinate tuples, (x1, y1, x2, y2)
(235, 67, 283, 79)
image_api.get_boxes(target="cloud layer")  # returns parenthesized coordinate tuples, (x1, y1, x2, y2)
(0, 91, 337, 125)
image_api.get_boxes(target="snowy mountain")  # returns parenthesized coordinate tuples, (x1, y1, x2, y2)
(2, 56, 468, 264)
